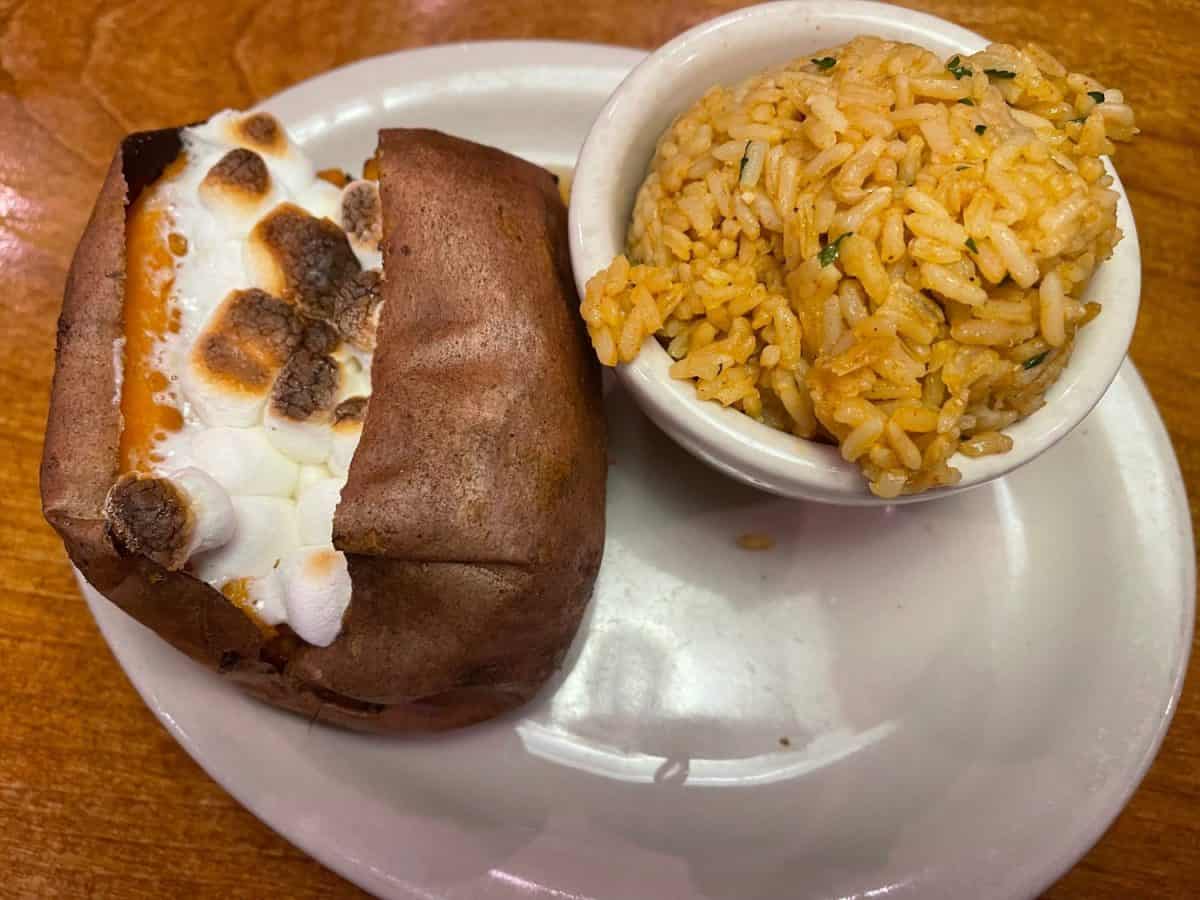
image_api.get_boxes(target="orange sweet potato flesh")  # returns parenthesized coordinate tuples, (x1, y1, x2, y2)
(40, 126, 606, 732)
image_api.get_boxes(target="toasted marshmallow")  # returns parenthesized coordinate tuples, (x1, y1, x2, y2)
(183, 288, 307, 427)
(191, 496, 300, 585)
(190, 111, 315, 196)
(104, 469, 235, 569)
(245, 203, 361, 321)
(332, 270, 383, 352)
(295, 317, 341, 355)
(279, 546, 352, 647)
(171, 467, 237, 558)
(104, 473, 195, 570)
(232, 112, 288, 156)
(340, 179, 382, 257)
(198, 148, 277, 236)
(264, 350, 341, 463)
(329, 397, 367, 477)
(189, 426, 299, 497)
(296, 477, 345, 545)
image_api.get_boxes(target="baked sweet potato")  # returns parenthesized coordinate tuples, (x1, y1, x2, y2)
(40, 124, 606, 732)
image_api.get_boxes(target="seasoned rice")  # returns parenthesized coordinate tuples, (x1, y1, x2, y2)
(581, 36, 1136, 497)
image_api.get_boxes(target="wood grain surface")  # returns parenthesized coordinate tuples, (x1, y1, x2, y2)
(1, 0, 1197, 896)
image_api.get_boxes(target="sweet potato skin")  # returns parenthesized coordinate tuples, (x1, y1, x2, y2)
(40, 127, 606, 732)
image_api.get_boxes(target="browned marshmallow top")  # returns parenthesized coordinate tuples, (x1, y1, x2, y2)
(269, 351, 341, 423)
(105, 473, 193, 570)
(249, 204, 362, 320)
(332, 270, 383, 352)
(202, 148, 271, 197)
(192, 288, 310, 394)
(236, 112, 287, 155)
(341, 180, 383, 253)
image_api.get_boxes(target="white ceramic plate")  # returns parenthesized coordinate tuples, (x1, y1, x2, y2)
(77, 41, 1194, 900)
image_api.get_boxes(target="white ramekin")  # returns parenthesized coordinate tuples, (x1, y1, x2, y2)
(569, 0, 1141, 505)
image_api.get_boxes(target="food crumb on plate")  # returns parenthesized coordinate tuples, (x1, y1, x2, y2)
(737, 532, 775, 551)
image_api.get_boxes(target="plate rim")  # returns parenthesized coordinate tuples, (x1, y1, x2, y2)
(1018, 368, 1195, 898)
(78, 38, 1195, 900)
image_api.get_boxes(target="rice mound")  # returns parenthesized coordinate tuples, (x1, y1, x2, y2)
(581, 36, 1137, 497)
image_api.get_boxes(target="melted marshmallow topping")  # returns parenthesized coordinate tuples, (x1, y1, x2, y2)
(109, 110, 383, 647)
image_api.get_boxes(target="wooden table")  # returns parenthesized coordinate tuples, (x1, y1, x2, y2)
(1, 0, 1196, 895)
